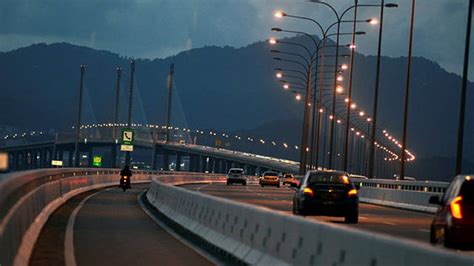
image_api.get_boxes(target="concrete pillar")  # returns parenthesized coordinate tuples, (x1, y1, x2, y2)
(67, 149, 73, 167)
(163, 150, 170, 171)
(88, 148, 93, 167)
(25, 151, 30, 169)
(111, 144, 117, 169)
(176, 153, 182, 171)
(202, 156, 208, 172)
(197, 155, 203, 172)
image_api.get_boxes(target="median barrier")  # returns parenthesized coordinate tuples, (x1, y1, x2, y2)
(147, 176, 474, 266)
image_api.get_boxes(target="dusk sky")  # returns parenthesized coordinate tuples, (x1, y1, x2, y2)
(0, 0, 471, 76)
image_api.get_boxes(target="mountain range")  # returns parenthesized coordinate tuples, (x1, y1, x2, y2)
(1, 36, 473, 180)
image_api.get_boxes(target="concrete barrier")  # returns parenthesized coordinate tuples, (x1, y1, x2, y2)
(0, 168, 224, 266)
(147, 176, 474, 266)
(358, 186, 440, 213)
(351, 178, 445, 213)
(0, 168, 157, 266)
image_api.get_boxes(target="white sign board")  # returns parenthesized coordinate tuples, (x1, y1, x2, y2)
(120, 145, 134, 152)
(51, 160, 63, 166)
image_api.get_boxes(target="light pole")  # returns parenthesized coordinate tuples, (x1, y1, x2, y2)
(270, 39, 314, 174)
(125, 60, 135, 166)
(399, 0, 416, 180)
(455, 0, 473, 175)
(368, 0, 386, 179)
(113, 67, 122, 140)
(74, 65, 85, 167)
(165, 63, 175, 143)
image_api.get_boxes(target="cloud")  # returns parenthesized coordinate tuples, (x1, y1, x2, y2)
(0, 0, 471, 75)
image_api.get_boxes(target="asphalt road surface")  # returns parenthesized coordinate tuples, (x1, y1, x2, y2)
(181, 182, 435, 243)
(31, 184, 213, 266)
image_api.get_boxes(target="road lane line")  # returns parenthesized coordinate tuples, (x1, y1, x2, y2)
(419, 229, 430, 233)
(64, 188, 112, 266)
(359, 216, 368, 220)
(197, 183, 211, 192)
(382, 222, 397, 226)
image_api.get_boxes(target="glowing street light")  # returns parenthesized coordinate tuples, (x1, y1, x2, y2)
(341, 64, 349, 70)
(350, 103, 357, 109)
(295, 94, 302, 101)
(274, 11, 286, 18)
(359, 111, 365, 117)
(269, 38, 277, 45)
(367, 18, 379, 25)
(276, 72, 283, 78)
(337, 75, 344, 82)
(336, 85, 344, 94)
(283, 84, 289, 90)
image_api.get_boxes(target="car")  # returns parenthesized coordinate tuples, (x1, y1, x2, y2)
(429, 175, 474, 248)
(292, 170, 359, 223)
(260, 171, 280, 187)
(226, 168, 247, 185)
(282, 173, 296, 186)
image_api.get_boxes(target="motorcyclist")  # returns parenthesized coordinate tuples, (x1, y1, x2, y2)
(120, 165, 133, 189)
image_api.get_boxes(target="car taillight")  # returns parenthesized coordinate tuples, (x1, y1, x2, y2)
(348, 188, 358, 196)
(450, 196, 463, 219)
(303, 187, 314, 197)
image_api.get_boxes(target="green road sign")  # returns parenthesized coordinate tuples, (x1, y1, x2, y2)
(92, 156, 102, 167)
(122, 128, 134, 145)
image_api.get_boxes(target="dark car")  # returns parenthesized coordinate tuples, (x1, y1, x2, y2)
(292, 170, 359, 223)
(429, 175, 474, 248)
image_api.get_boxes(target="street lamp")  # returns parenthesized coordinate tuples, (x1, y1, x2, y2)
(455, 0, 473, 175)
(367, 0, 398, 179)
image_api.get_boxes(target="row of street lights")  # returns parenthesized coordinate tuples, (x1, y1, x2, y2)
(269, 1, 415, 178)
(273, 0, 474, 178)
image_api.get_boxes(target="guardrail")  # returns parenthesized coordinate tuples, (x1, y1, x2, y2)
(351, 178, 449, 213)
(147, 176, 474, 266)
(0, 168, 224, 266)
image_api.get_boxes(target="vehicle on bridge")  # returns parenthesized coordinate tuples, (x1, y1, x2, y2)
(259, 171, 280, 188)
(282, 173, 296, 186)
(119, 165, 132, 192)
(429, 175, 474, 248)
(292, 170, 359, 223)
(226, 168, 247, 185)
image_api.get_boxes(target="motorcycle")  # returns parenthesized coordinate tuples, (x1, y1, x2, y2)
(119, 176, 131, 192)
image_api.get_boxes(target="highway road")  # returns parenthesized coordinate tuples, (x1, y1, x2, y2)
(30, 184, 214, 266)
(181, 182, 435, 243)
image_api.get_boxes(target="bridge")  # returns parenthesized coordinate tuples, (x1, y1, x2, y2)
(2, 1, 474, 266)
(1, 169, 473, 266)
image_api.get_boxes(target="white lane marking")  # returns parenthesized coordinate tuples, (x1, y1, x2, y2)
(419, 229, 430, 233)
(197, 183, 210, 193)
(382, 222, 397, 226)
(359, 216, 368, 220)
(245, 185, 294, 204)
(64, 188, 113, 266)
(138, 191, 220, 265)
